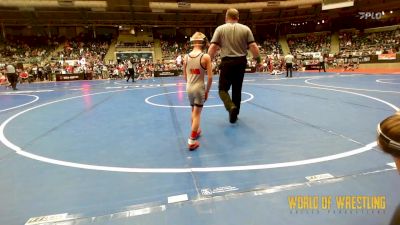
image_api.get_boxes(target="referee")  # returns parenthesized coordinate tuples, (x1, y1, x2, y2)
(285, 52, 294, 77)
(208, 8, 261, 123)
(126, 57, 135, 82)
(319, 54, 326, 72)
(6, 63, 18, 90)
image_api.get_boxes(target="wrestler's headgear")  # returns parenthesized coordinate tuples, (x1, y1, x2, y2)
(377, 113, 400, 157)
(190, 32, 208, 48)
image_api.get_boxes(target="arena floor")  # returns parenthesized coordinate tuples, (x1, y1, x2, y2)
(0, 71, 399, 225)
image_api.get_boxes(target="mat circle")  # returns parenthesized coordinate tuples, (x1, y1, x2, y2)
(145, 90, 254, 108)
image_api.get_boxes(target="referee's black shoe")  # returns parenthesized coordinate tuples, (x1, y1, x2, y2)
(229, 106, 238, 123)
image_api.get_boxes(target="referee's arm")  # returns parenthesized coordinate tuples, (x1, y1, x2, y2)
(183, 55, 188, 82)
(249, 42, 261, 64)
(208, 43, 220, 59)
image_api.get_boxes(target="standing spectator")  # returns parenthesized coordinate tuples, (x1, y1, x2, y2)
(319, 54, 326, 72)
(6, 63, 18, 90)
(102, 64, 108, 79)
(285, 52, 294, 78)
(176, 54, 183, 70)
(208, 8, 261, 123)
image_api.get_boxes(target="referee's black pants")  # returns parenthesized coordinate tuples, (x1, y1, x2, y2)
(6, 73, 18, 90)
(127, 68, 135, 82)
(319, 62, 326, 72)
(286, 63, 293, 77)
(218, 56, 247, 114)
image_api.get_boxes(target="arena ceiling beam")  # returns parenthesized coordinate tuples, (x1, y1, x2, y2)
(149, 0, 322, 11)
(0, 0, 107, 8)
(0, 0, 398, 27)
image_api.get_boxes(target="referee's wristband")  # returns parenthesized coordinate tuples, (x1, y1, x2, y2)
(254, 56, 261, 64)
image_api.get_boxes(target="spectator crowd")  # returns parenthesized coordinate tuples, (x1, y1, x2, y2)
(1, 28, 400, 87)
(338, 29, 400, 57)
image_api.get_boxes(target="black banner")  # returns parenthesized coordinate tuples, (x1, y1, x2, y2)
(56, 73, 85, 81)
(154, 70, 181, 77)
(305, 64, 320, 70)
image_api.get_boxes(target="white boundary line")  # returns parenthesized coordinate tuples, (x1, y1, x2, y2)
(248, 83, 399, 111)
(304, 77, 400, 94)
(144, 90, 254, 108)
(58, 81, 111, 88)
(0, 94, 39, 113)
(0, 89, 53, 94)
(114, 81, 183, 86)
(0, 83, 395, 173)
(376, 78, 400, 85)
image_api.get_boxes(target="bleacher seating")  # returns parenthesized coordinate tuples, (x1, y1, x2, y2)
(338, 29, 400, 56)
(287, 32, 331, 55)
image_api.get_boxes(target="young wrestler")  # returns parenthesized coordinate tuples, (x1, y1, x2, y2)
(377, 112, 400, 171)
(376, 112, 400, 225)
(183, 32, 213, 150)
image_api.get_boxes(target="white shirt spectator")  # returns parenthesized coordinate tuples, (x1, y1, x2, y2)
(176, 55, 182, 66)
(113, 68, 119, 76)
(79, 57, 86, 66)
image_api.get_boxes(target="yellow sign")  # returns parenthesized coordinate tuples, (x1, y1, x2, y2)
(288, 195, 386, 211)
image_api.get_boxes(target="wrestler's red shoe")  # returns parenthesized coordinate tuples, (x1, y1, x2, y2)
(188, 138, 200, 151)
(195, 128, 202, 139)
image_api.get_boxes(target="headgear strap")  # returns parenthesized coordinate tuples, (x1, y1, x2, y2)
(377, 123, 400, 151)
(190, 32, 208, 48)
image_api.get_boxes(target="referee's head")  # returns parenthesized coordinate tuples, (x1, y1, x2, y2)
(226, 8, 239, 22)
